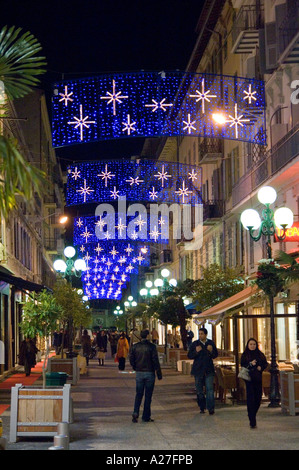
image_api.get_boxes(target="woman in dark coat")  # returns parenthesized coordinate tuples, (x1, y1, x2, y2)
(81, 330, 92, 366)
(96, 330, 108, 366)
(241, 338, 268, 429)
(19, 338, 39, 376)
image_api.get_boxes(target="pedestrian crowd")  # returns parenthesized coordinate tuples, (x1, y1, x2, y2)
(19, 325, 270, 430)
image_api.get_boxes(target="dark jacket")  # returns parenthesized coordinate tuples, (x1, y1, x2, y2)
(129, 339, 162, 379)
(96, 333, 108, 352)
(241, 350, 268, 383)
(187, 339, 218, 377)
(19, 340, 38, 367)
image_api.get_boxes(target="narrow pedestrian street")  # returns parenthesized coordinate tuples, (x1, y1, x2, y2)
(1, 356, 299, 451)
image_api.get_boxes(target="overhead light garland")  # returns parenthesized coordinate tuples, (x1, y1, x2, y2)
(52, 71, 266, 147)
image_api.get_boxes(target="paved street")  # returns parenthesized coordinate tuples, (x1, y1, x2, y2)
(1, 356, 299, 451)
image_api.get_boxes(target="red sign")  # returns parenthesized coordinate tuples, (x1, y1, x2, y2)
(275, 222, 299, 242)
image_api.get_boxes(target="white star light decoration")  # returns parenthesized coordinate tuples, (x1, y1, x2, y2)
(243, 84, 257, 105)
(76, 179, 94, 202)
(226, 104, 250, 139)
(59, 86, 73, 106)
(154, 165, 171, 187)
(175, 180, 193, 203)
(122, 114, 136, 135)
(126, 176, 144, 186)
(98, 164, 115, 187)
(70, 167, 81, 180)
(189, 78, 217, 114)
(100, 79, 128, 115)
(68, 105, 96, 141)
(145, 97, 173, 112)
(183, 114, 196, 134)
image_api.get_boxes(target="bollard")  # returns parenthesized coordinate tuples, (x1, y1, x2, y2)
(54, 434, 69, 450)
(0, 437, 7, 450)
(57, 422, 70, 447)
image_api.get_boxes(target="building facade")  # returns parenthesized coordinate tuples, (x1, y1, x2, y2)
(141, 0, 299, 363)
(0, 89, 65, 377)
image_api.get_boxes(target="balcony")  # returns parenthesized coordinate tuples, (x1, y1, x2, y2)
(278, 0, 299, 65)
(198, 138, 223, 164)
(202, 200, 224, 225)
(232, 123, 299, 208)
(231, 5, 264, 54)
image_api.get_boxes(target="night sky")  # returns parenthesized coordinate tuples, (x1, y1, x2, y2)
(1, 0, 204, 163)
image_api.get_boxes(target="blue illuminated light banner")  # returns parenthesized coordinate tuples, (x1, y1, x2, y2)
(52, 71, 266, 147)
(67, 159, 202, 206)
(79, 241, 150, 300)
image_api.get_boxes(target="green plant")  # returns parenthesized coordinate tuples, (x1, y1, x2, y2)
(21, 290, 63, 388)
(0, 25, 47, 217)
(254, 259, 284, 297)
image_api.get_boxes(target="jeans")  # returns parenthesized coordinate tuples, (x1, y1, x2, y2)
(133, 371, 156, 421)
(194, 373, 215, 412)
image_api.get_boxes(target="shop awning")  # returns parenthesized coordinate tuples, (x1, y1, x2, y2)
(0, 267, 52, 293)
(193, 285, 258, 321)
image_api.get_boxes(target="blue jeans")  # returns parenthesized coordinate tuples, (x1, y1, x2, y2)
(194, 373, 215, 412)
(133, 371, 156, 421)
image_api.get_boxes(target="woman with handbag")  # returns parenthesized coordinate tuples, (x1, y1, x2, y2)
(241, 338, 268, 429)
(96, 330, 108, 366)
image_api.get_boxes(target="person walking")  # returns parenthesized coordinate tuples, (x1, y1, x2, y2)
(187, 327, 218, 415)
(96, 330, 108, 366)
(19, 338, 39, 376)
(116, 332, 129, 371)
(108, 330, 118, 358)
(81, 329, 92, 366)
(130, 329, 162, 423)
(186, 327, 194, 349)
(241, 338, 268, 429)
(150, 327, 159, 345)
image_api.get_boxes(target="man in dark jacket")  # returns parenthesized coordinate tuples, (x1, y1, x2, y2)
(187, 327, 218, 414)
(129, 329, 162, 423)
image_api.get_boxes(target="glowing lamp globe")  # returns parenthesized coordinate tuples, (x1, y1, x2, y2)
(53, 259, 67, 272)
(161, 268, 170, 278)
(145, 280, 153, 288)
(74, 259, 87, 271)
(274, 207, 294, 229)
(240, 209, 261, 231)
(124, 301, 130, 307)
(140, 288, 148, 296)
(212, 112, 226, 125)
(154, 278, 163, 287)
(82, 296, 89, 301)
(257, 186, 277, 205)
(128, 296, 133, 301)
(150, 288, 159, 296)
(131, 301, 137, 307)
(169, 279, 177, 287)
(64, 246, 76, 258)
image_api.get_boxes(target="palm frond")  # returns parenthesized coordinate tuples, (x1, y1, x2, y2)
(0, 25, 47, 99)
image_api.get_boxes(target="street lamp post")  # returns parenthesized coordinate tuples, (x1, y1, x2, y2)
(53, 246, 87, 357)
(241, 186, 294, 407)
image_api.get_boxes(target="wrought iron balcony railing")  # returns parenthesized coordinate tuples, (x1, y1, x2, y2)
(231, 4, 264, 54)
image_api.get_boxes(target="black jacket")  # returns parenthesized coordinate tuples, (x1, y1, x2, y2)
(187, 339, 218, 377)
(241, 350, 268, 383)
(129, 340, 162, 379)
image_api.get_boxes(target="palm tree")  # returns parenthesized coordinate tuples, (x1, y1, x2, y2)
(0, 25, 47, 218)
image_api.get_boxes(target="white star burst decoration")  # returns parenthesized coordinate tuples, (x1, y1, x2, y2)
(145, 97, 173, 112)
(135, 215, 147, 229)
(122, 114, 136, 135)
(175, 180, 193, 203)
(154, 165, 172, 187)
(183, 114, 196, 134)
(95, 216, 106, 231)
(98, 164, 115, 187)
(188, 169, 198, 182)
(243, 84, 257, 105)
(59, 85, 73, 106)
(189, 78, 217, 114)
(68, 105, 96, 141)
(81, 227, 92, 243)
(110, 186, 120, 199)
(149, 187, 158, 200)
(76, 179, 94, 202)
(70, 167, 81, 180)
(226, 104, 250, 138)
(116, 217, 127, 236)
(76, 218, 83, 227)
(126, 176, 144, 186)
(100, 79, 128, 115)
(149, 225, 161, 242)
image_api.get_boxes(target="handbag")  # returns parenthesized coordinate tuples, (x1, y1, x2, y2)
(238, 366, 251, 382)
